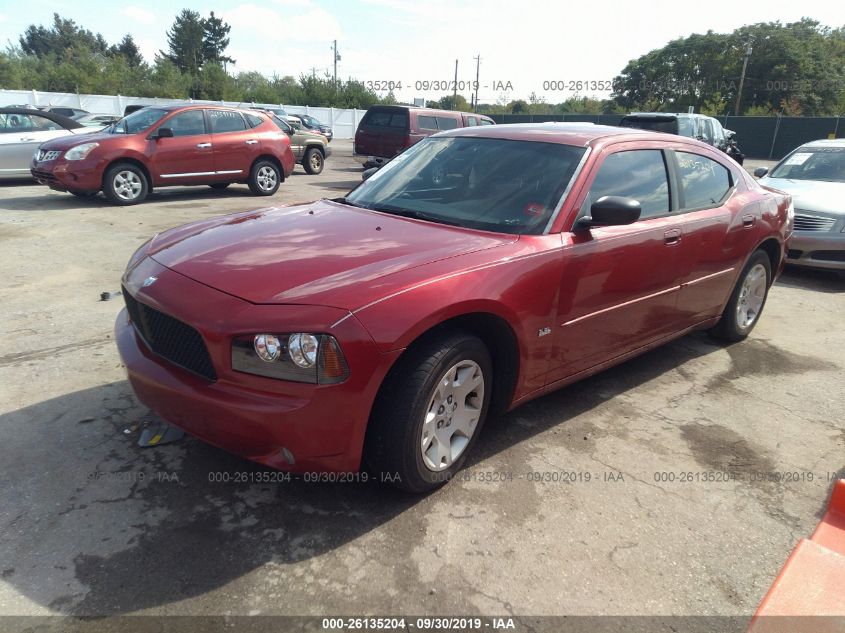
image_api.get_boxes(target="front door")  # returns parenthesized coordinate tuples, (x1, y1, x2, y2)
(207, 110, 254, 179)
(148, 109, 213, 184)
(549, 147, 686, 382)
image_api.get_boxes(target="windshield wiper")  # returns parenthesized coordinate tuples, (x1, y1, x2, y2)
(330, 196, 368, 209)
(367, 204, 464, 227)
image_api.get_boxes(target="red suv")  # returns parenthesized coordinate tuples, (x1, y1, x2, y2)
(354, 105, 494, 168)
(31, 105, 295, 205)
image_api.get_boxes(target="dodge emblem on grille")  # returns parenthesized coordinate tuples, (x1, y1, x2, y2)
(142, 276, 158, 287)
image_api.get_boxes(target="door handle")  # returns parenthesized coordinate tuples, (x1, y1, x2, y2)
(245, 139, 258, 145)
(664, 228, 682, 245)
(20, 137, 37, 142)
(196, 142, 212, 148)
(742, 214, 756, 227)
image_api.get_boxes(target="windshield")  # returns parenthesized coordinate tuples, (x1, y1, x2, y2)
(110, 108, 168, 134)
(769, 147, 845, 183)
(345, 137, 586, 235)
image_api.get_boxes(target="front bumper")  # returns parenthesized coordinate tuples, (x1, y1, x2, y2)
(786, 231, 845, 271)
(116, 257, 399, 472)
(30, 157, 102, 192)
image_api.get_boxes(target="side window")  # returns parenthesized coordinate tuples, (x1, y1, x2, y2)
(165, 110, 206, 136)
(208, 110, 247, 133)
(676, 152, 732, 209)
(436, 117, 458, 130)
(466, 116, 478, 127)
(417, 115, 437, 131)
(31, 115, 63, 131)
(480, 119, 494, 126)
(697, 119, 714, 144)
(586, 150, 670, 219)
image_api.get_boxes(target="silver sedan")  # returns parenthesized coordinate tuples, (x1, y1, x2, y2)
(756, 139, 845, 271)
(0, 108, 89, 180)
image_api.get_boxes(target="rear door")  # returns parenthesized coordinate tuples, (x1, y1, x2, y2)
(549, 146, 686, 381)
(147, 109, 213, 184)
(207, 110, 255, 179)
(669, 149, 753, 321)
(0, 113, 72, 177)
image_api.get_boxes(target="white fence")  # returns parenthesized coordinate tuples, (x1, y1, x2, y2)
(0, 89, 365, 139)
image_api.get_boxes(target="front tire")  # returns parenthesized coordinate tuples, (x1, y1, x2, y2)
(366, 330, 492, 493)
(303, 147, 324, 175)
(248, 160, 281, 196)
(103, 163, 148, 205)
(710, 250, 772, 342)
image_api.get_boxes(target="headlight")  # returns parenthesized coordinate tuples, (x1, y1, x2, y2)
(64, 142, 99, 161)
(232, 333, 349, 384)
(787, 200, 795, 224)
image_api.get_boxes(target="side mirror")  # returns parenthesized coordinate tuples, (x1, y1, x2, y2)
(573, 196, 641, 231)
(155, 127, 174, 139)
(753, 167, 769, 178)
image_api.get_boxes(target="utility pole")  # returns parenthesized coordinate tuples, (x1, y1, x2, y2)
(453, 59, 458, 110)
(331, 40, 341, 87)
(734, 43, 753, 116)
(473, 54, 481, 113)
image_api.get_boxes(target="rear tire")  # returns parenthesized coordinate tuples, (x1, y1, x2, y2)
(710, 250, 772, 342)
(303, 147, 324, 175)
(103, 163, 148, 205)
(248, 160, 281, 196)
(365, 330, 492, 493)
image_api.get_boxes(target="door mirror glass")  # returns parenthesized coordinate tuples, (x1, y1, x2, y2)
(155, 127, 174, 139)
(753, 167, 769, 178)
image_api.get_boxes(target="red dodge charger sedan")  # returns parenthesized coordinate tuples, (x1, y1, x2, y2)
(116, 123, 792, 492)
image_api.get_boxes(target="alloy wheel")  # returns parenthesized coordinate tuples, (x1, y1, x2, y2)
(735, 263, 767, 331)
(256, 166, 278, 191)
(113, 170, 143, 201)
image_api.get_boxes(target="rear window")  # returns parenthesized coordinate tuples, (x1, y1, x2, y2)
(418, 115, 438, 130)
(245, 113, 264, 128)
(676, 152, 733, 208)
(362, 109, 408, 129)
(620, 117, 679, 135)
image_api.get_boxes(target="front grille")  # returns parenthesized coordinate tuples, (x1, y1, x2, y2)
(30, 169, 57, 183)
(123, 287, 217, 381)
(794, 214, 836, 232)
(35, 150, 61, 162)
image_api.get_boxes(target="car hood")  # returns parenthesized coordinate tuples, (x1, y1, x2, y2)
(760, 177, 845, 215)
(147, 200, 517, 309)
(40, 130, 121, 150)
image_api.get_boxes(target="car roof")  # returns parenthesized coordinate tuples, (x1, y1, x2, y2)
(366, 105, 485, 117)
(0, 107, 84, 128)
(799, 138, 845, 149)
(625, 112, 710, 120)
(440, 122, 660, 146)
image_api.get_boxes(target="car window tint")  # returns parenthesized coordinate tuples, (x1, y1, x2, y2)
(417, 115, 437, 130)
(209, 110, 247, 133)
(480, 119, 494, 126)
(364, 110, 408, 128)
(436, 117, 458, 130)
(245, 113, 264, 128)
(466, 117, 478, 126)
(676, 152, 732, 208)
(697, 119, 714, 143)
(270, 115, 292, 133)
(587, 150, 670, 218)
(166, 110, 206, 136)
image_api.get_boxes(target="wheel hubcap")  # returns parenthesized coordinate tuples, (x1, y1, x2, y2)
(310, 154, 322, 170)
(420, 360, 484, 472)
(735, 263, 767, 330)
(113, 170, 142, 200)
(256, 166, 277, 191)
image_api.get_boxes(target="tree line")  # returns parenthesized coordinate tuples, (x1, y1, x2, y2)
(1, 13, 843, 116)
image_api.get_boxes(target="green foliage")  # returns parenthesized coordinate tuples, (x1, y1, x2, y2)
(161, 9, 205, 77)
(612, 19, 845, 116)
(202, 12, 235, 67)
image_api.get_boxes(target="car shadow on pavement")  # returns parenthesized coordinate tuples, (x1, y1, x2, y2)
(0, 186, 259, 211)
(775, 266, 844, 294)
(0, 331, 801, 615)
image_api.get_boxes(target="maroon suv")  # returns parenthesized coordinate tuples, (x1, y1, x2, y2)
(31, 105, 296, 205)
(354, 105, 494, 168)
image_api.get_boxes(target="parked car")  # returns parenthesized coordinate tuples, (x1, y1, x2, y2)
(619, 113, 745, 164)
(293, 113, 333, 142)
(755, 139, 845, 271)
(39, 106, 90, 120)
(31, 105, 295, 204)
(0, 108, 87, 180)
(259, 111, 330, 175)
(354, 105, 495, 168)
(116, 123, 791, 492)
(76, 113, 122, 128)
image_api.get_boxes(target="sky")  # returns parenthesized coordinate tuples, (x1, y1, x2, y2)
(0, 0, 842, 104)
